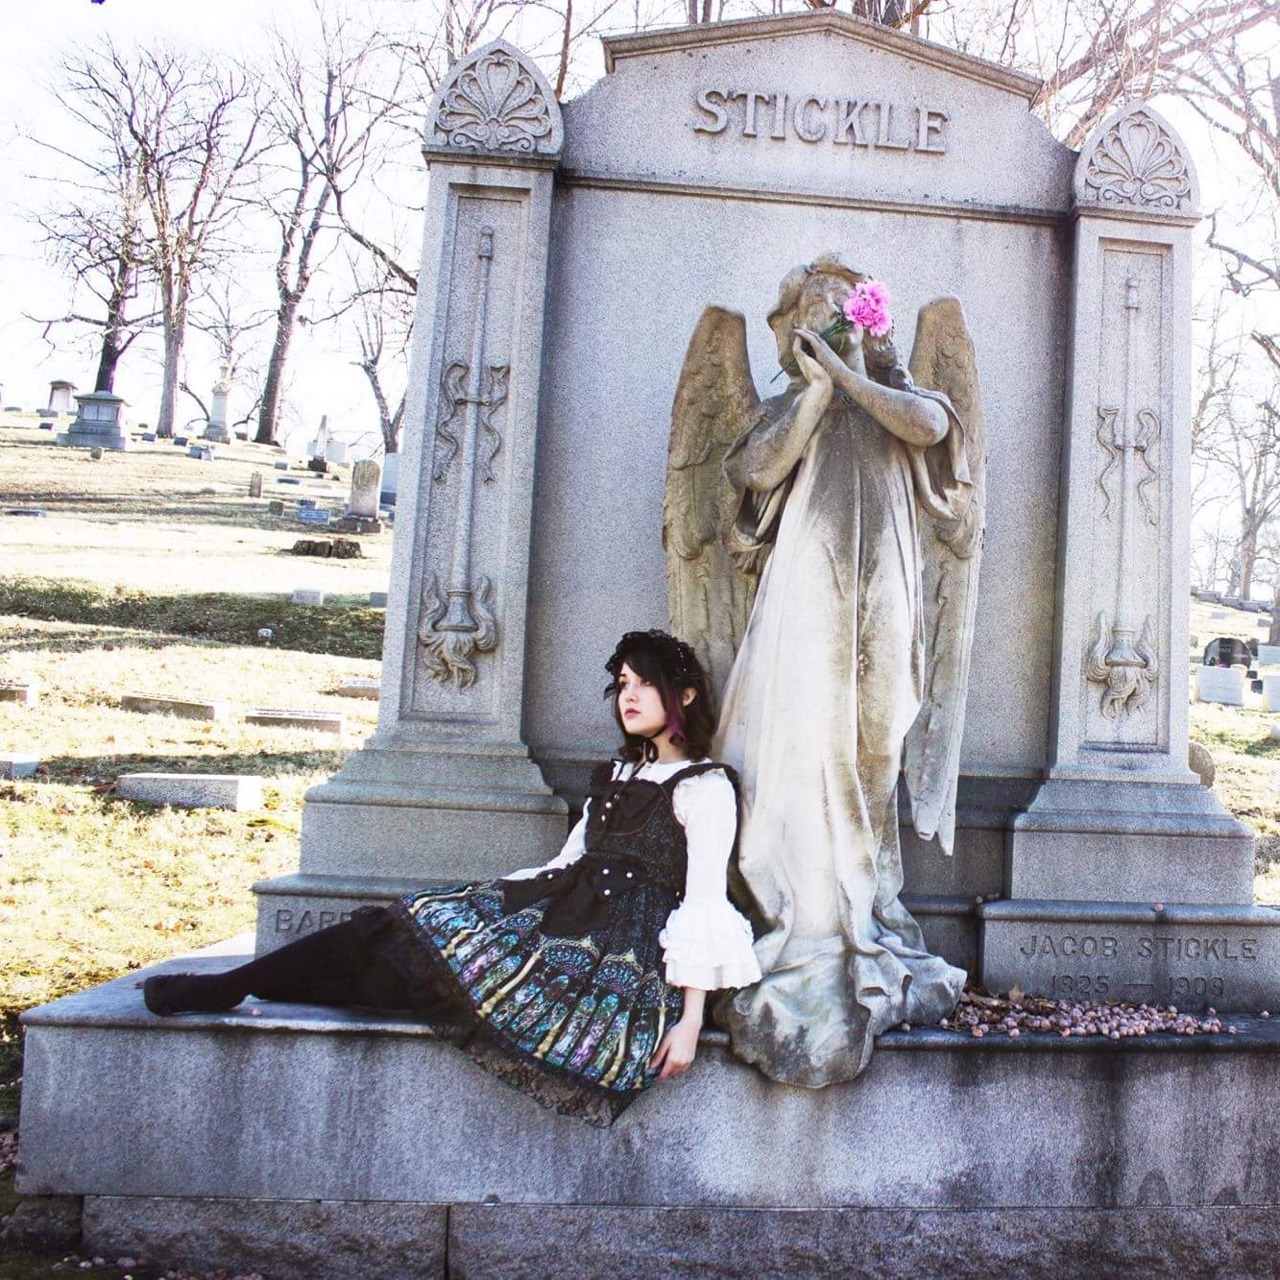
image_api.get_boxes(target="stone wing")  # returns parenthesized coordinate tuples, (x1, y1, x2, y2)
(902, 296, 987, 855)
(663, 306, 761, 703)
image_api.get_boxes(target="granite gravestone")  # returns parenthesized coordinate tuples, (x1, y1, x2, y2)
(275, 13, 1258, 1014)
(21, 18, 1280, 1277)
(202, 366, 233, 443)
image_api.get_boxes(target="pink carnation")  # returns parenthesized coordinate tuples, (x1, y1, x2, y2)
(842, 280, 892, 338)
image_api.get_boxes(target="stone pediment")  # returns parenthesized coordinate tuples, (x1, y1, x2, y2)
(603, 11, 1044, 103)
(565, 12, 1075, 215)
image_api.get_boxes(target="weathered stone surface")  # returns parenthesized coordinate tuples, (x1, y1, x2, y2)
(0, 753, 40, 779)
(246, 708, 344, 733)
(348, 458, 381, 519)
(368, 591, 388, 607)
(981, 899, 1280, 1011)
(291, 588, 326, 605)
(448, 1204, 1280, 1280)
(82, 1196, 447, 1280)
(1258, 644, 1280, 666)
(0, 678, 39, 706)
(0, 1195, 82, 1253)
(115, 773, 263, 811)
(22, 968, 1280, 1211)
(120, 694, 229, 721)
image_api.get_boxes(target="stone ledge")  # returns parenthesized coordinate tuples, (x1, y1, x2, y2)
(19, 961, 1280, 1211)
(114, 774, 263, 812)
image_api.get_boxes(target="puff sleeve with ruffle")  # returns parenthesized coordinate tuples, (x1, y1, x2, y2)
(660, 768, 761, 991)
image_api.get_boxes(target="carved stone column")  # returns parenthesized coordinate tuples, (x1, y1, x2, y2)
(254, 42, 568, 949)
(983, 105, 1265, 1006)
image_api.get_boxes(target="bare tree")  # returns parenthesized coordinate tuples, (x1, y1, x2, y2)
(53, 43, 265, 436)
(250, 6, 410, 445)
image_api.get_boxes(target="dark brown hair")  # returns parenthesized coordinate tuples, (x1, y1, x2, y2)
(604, 630, 716, 764)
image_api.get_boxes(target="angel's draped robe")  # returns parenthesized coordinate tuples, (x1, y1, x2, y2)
(714, 384, 970, 1086)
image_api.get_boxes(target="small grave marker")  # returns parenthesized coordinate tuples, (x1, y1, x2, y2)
(297, 508, 330, 526)
(249, 472, 264, 498)
(173, 437, 189, 447)
(291, 588, 326, 606)
(337, 678, 380, 700)
(1263, 676, 1280, 714)
(0, 754, 39, 780)
(140, 432, 157, 442)
(1258, 645, 1280, 667)
(116, 773, 263, 811)
(246, 708, 345, 733)
(121, 694, 229, 721)
(267, 500, 286, 516)
(277, 477, 301, 486)
(0, 679, 39, 706)
(369, 591, 387, 608)
(1194, 665, 1245, 707)
(275, 460, 290, 471)
(5, 508, 46, 518)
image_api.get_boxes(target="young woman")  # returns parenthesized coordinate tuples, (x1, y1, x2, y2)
(144, 629, 760, 1125)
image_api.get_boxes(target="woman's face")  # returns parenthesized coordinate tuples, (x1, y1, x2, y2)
(774, 275, 861, 366)
(616, 662, 668, 740)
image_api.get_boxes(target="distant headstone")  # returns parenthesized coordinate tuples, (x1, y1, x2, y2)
(274, 461, 290, 471)
(1262, 676, 1280, 714)
(120, 694, 229, 721)
(115, 773, 263, 811)
(203, 365, 232, 443)
(297, 498, 316, 509)
(1188, 634, 1199, 648)
(369, 591, 387, 608)
(1194, 665, 1245, 707)
(46, 379, 76, 414)
(1261, 617, 1272, 628)
(173, 437, 189, 448)
(37, 422, 54, 431)
(267, 500, 286, 516)
(1252, 679, 1265, 695)
(1209, 610, 1227, 620)
(307, 458, 329, 475)
(277, 477, 301, 486)
(379, 453, 400, 507)
(0, 679, 39, 706)
(349, 459, 382, 519)
(249, 472, 264, 498)
(246, 708, 345, 733)
(0, 754, 39, 780)
(297, 508, 330, 526)
(5, 509, 47, 518)
(1258, 645, 1280, 667)
(58, 390, 130, 452)
(88, 447, 104, 460)
(140, 432, 157, 443)
(337, 678, 380, 700)
(325, 440, 348, 465)
(292, 588, 326, 606)
(1187, 741, 1215, 788)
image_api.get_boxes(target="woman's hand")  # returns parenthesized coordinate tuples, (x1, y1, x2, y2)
(650, 1015, 701, 1080)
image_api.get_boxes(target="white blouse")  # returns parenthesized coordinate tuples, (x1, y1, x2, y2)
(504, 758, 762, 992)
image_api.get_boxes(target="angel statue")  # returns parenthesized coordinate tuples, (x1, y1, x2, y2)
(663, 254, 986, 1086)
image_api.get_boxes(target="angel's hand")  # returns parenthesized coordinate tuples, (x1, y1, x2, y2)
(791, 332, 833, 392)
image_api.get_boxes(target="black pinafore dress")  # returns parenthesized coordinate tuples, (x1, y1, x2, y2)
(365, 760, 730, 1125)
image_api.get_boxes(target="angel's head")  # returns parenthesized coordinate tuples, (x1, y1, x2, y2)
(767, 254, 911, 389)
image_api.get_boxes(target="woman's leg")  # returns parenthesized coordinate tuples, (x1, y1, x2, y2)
(143, 915, 402, 1015)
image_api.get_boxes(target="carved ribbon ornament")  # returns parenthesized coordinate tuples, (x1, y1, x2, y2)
(419, 227, 503, 690)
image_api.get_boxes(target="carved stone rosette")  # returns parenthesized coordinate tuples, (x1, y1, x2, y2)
(1074, 104, 1198, 215)
(426, 40, 565, 157)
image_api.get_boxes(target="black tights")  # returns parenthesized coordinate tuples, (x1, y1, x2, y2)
(142, 915, 412, 1016)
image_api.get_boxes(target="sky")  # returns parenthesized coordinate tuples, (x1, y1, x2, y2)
(0, 1, 1275, 464)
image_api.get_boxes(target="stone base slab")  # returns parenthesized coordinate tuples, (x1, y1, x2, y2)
(1006, 777, 1255, 903)
(56, 428, 129, 451)
(3, 1199, 1262, 1279)
(20, 962, 1280, 1211)
(981, 899, 1280, 1011)
(299, 743, 568, 879)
